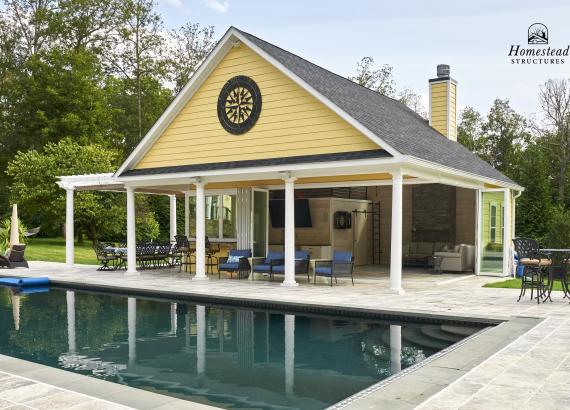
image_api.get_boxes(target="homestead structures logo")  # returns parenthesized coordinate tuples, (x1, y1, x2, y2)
(528, 23, 548, 44)
(509, 23, 568, 64)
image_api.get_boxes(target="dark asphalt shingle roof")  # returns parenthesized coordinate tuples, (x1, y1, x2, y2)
(236, 28, 516, 186)
(122, 149, 390, 177)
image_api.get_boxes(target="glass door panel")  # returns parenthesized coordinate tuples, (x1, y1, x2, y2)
(252, 190, 268, 257)
(479, 191, 505, 274)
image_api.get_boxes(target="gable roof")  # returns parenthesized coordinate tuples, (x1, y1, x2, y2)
(235, 28, 516, 186)
(116, 26, 517, 188)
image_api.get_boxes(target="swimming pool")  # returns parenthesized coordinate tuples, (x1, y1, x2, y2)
(0, 286, 487, 409)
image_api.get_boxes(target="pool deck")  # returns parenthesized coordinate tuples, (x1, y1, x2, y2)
(1, 261, 570, 409)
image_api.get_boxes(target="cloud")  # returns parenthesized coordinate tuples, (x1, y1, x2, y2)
(164, 0, 187, 11)
(202, 0, 229, 13)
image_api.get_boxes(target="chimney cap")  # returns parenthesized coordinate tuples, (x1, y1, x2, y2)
(437, 64, 450, 78)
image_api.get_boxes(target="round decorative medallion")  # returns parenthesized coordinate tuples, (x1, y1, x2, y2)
(217, 75, 262, 134)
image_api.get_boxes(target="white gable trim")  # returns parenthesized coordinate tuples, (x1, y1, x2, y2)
(115, 27, 402, 175)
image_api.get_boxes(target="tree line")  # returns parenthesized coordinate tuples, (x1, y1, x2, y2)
(0, 0, 215, 241)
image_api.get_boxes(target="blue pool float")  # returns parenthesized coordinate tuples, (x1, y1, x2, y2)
(17, 286, 50, 295)
(0, 277, 50, 287)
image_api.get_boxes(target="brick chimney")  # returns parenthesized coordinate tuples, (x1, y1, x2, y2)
(429, 64, 457, 140)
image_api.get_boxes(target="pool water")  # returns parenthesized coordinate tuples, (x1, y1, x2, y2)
(0, 287, 485, 409)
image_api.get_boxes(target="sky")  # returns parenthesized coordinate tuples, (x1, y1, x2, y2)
(158, 0, 570, 118)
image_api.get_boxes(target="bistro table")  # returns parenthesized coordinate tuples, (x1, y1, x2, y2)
(538, 248, 570, 301)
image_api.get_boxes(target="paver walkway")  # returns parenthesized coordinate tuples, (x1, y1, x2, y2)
(1, 261, 570, 409)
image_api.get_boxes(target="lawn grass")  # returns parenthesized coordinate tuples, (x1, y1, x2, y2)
(26, 237, 98, 265)
(484, 277, 565, 291)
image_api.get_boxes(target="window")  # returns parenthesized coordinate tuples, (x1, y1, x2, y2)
(188, 194, 236, 239)
(489, 203, 497, 243)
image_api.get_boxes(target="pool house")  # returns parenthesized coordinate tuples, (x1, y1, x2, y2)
(58, 27, 522, 292)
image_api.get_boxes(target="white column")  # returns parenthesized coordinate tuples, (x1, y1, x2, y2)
(128, 297, 137, 364)
(126, 186, 138, 275)
(503, 189, 512, 277)
(170, 194, 177, 241)
(196, 305, 206, 376)
(282, 177, 298, 287)
(66, 291, 76, 354)
(184, 191, 190, 238)
(65, 188, 74, 267)
(193, 180, 208, 281)
(170, 303, 178, 335)
(389, 171, 405, 294)
(390, 325, 402, 374)
(284, 314, 295, 395)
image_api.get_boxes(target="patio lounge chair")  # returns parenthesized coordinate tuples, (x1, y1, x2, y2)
(271, 250, 311, 282)
(218, 249, 252, 279)
(512, 237, 550, 303)
(0, 244, 29, 269)
(251, 251, 284, 281)
(314, 251, 354, 286)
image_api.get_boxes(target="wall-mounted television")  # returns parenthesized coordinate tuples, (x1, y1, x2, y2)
(269, 199, 312, 228)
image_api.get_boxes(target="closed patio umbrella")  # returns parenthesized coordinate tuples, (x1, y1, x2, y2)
(9, 204, 19, 247)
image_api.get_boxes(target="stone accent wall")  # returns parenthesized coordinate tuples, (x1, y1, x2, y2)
(412, 184, 456, 243)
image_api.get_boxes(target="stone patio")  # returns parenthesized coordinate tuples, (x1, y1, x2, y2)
(1, 261, 569, 409)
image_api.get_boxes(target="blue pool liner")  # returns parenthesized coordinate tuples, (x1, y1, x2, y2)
(0, 277, 50, 287)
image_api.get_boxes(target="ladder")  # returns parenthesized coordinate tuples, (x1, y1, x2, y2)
(372, 202, 381, 264)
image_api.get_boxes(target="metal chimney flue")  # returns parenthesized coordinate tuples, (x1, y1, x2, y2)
(436, 64, 450, 78)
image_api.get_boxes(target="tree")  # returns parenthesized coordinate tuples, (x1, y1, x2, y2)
(349, 57, 396, 97)
(349, 57, 427, 116)
(166, 22, 216, 94)
(513, 143, 553, 241)
(6, 139, 124, 241)
(538, 78, 570, 204)
(481, 98, 530, 177)
(458, 107, 485, 155)
(108, 0, 167, 147)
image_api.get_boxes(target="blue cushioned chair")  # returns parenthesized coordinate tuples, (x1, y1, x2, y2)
(218, 249, 252, 279)
(314, 251, 354, 286)
(251, 251, 284, 281)
(272, 250, 311, 282)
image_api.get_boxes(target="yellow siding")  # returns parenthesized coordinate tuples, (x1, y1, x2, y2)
(430, 82, 448, 137)
(135, 44, 380, 169)
(430, 80, 457, 141)
(449, 82, 457, 141)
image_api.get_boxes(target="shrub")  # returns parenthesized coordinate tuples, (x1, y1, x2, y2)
(544, 206, 570, 249)
(0, 218, 27, 254)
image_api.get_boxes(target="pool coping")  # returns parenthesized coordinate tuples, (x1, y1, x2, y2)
(1, 273, 543, 410)
(0, 354, 218, 409)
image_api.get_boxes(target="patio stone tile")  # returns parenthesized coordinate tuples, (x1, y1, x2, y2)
(0, 383, 60, 404)
(24, 391, 93, 409)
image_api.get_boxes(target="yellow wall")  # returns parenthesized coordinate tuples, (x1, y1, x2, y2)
(430, 80, 457, 141)
(430, 82, 448, 137)
(135, 44, 380, 170)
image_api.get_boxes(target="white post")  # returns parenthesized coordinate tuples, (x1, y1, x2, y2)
(126, 187, 138, 275)
(282, 176, 298, 287)
(389, 171, 405, 294)
(65, 188, 74, 267)
(66, 291, 76, 354)
(170, 303, 178, 335)
(284, 314, 295, 395)
(390, 325, 402, 374)
(503, 189, 512, 277)
(193, 180, 208, 281)
(197, 305, 206, 376)
(184, 191, 190, 238)
(170, 194, 177, 241)
(128, 297, 137, 364)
